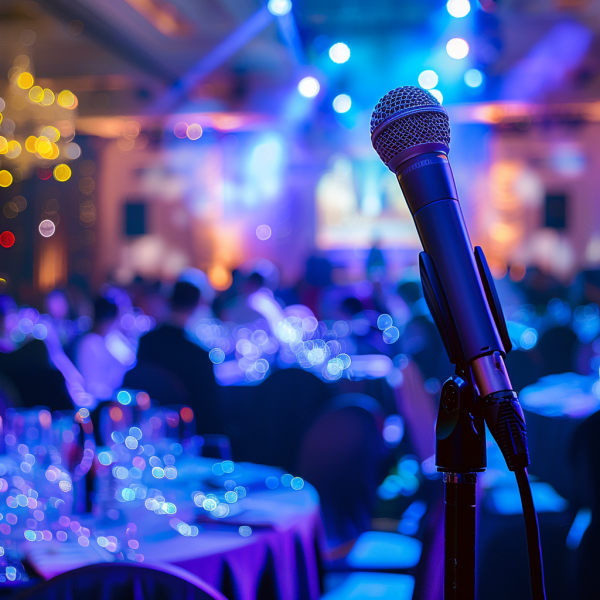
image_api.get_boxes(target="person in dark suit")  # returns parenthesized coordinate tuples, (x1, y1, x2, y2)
(124, 281, 221, 433)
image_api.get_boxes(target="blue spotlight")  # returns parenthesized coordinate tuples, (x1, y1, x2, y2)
(268, 0, 292, 16)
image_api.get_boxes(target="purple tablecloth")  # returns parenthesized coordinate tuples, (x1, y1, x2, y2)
(24, 476, 323, 600)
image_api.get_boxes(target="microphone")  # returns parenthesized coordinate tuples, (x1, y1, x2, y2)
(371, 86, 529, 471)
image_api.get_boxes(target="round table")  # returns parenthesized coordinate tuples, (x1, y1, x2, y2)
(19, 460, 323, 600)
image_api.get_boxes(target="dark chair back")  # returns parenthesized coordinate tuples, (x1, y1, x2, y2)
(296, 396, 387, 547)
(16, 561, 227, 600)
(123, 362, 190, 406)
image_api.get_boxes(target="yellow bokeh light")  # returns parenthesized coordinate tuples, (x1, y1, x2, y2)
(0, 137, 7, 154)
(25, 136, 37, 152)
(6, 141, 21, 159)
(29, 86, 44, 103)
(35, 136, 52, 155)
(17, 72, 34, 89)
(53, 164, 71, 182)
(49, 142, 60, 160)
(0, 171, 13, 187)
(57, 90, 75, 109)
(0, 113, 3, 125)
(41, 126, 60, 143)
(41, 89, 55, 106)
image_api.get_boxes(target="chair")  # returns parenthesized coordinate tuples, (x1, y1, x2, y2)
(297, 395, 421, 579)
(16, 561, 227, 600)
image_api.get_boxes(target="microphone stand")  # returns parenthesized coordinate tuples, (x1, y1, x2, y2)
(435, 367, 486, 600)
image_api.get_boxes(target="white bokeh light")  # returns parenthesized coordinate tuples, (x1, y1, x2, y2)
(329, 42, 350, 64)
(447, 0, 470, 18)
(256, 224, 272, 240)
(464, 68, 483, 88)
(429, 89, 443, 104)
(446, 38, 469, 59)
(333, 94, 352, 113)
(268, 0, 292, 16)
(298, 76, 320, 98)
(418, 70, 439, 90)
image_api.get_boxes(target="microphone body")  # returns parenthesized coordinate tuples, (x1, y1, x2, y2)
(396, 152, 503, 371)
(371, 86, 527, 470)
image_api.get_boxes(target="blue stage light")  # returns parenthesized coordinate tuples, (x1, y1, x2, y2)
(329, 42, 351, 64)
(268, 0, 292, 16)
(297, 76, 320, 98)
(418, 70, 438, 90)
(333, 94, 352, 113)
(464, 68, 484, 87)
(447, 0, 470, 18)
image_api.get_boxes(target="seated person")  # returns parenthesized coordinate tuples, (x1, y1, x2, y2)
(124, 281, 221, 433)
(74, 296, 135, 404)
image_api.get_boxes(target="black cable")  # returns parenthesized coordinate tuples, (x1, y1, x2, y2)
(515, 467, 547, 600)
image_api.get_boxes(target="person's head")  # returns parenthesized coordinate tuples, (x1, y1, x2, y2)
(170, 281, 200, 323)
(93, 296, 118, 333)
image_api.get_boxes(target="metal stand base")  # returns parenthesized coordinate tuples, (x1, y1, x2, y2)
(444, 473, 477, 600)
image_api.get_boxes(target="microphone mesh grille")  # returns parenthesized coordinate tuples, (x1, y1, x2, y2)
(370, 86, 450, 166)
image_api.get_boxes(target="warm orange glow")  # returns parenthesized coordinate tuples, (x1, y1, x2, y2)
(35, 136, 52, 155)
(487, 258, 508, 280)
(0, 171, 13, 187)
(37, 233, 67, 293)
(25, 136, 37, 152)
(109, 406, 123, 422)
(509, 264, 527, 282)
(208, 264, 233, 291)
(122, 0, 192, 37)
(180, 407, 194, 423)
(0, 137, 7, 154)
(54, 164, 71, 182)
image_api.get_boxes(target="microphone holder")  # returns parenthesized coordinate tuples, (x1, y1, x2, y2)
(435, 368, 486, 600)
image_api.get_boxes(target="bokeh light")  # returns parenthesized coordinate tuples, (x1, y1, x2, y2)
(65, 143, 81, 159)
(25, 136, 37, 152)
(0, 171, 13, 187)
(53, 164, 71, 182)
(39, 220, 56, 238)
(173, 122, 188, 138)
(418, 70, 438, 90)
(17, 72, 33, 89)
(430, 89, 443, 104)
(267, 0, 292, 16)
(28, 86, 43, 102)
(0, 137, 7, 154)
(41, 126, 60, 142)
(446, 38, 469, 59)
(333, 94, 352, 113)
(447, 0, 471, 18)
(6, 141, 21, 159)
(41, 88, 55, 106)
(464, 68, 484, 88)
(256, 224, 272, 240)
(0, 231, 15, 248)
(186, 123, 203, 140)
(298, 76, 320, 98)
(329, 42, 351, 64)
(57, 90, 76, 108)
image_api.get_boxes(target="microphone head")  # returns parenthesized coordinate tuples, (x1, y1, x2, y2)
(370, 86, 451, 171)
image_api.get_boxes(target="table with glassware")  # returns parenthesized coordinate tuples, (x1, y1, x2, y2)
(0, 404, 323, 600)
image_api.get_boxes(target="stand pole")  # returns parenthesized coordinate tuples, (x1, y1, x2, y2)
(444, 473, 477, 600)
